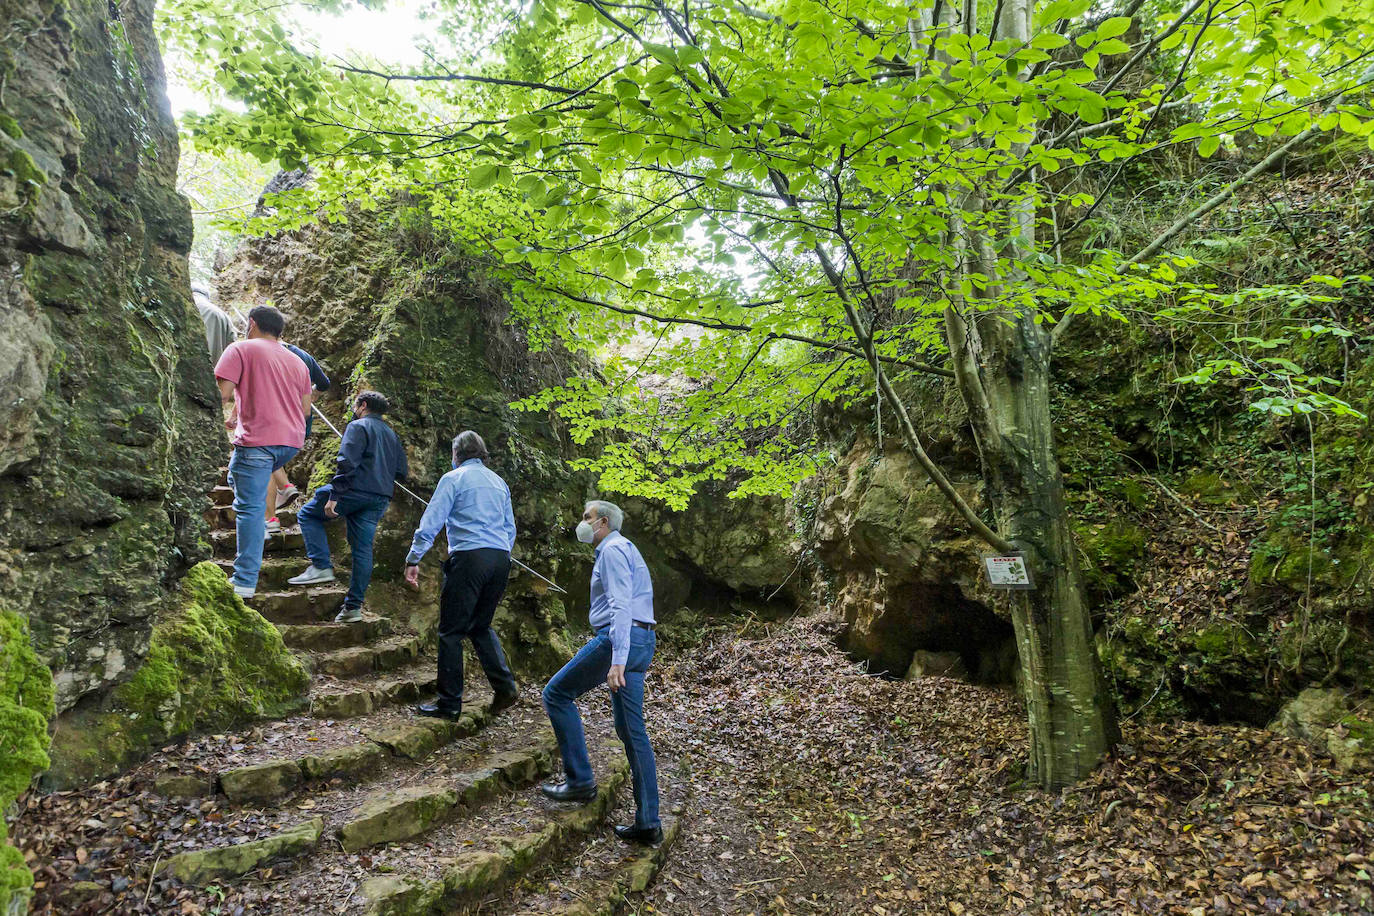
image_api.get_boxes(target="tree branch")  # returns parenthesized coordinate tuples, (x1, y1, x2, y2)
(1052, 114, 1336, 345)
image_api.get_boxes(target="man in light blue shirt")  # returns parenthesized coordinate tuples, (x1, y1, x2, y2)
(540, 500, 661, 845)
(403, 431, 519, 721)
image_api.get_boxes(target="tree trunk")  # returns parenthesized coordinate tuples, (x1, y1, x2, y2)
(938, 0, 1120, 788)
(947, 305, 1120, 787)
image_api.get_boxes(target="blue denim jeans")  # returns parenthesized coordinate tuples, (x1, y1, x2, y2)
(542, 627, 659, 829)
(227, 445, 299, 589)
(297, 484, 391, 609)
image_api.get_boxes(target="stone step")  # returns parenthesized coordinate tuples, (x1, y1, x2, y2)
(156, 817, 325, 885)
(336, 735, 556, 852)
(310, 667, 437, 719)
(211, 707, 494, 805)
(211, 526, 305, 558)
(210, 485, 234, 508)
(247, 586, 350, 624)
(216, 557, 323, 590)
(312, 632, 428, 678)
(510, 815, 682, 916)
(360, 762, 631, 916)
(278, 614, 393, 652)
(205, 503, 299, 530)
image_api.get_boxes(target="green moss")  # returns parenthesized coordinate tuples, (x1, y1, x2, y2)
(1339, 714, 1374, 745)
(0, 609, 53, 916)
(1077, 518, 1147, 601)
(1100, 616, 1276, 724)
(4, 148, 45, 187)
(0, 113, 21, 139)
(0, 827, 34, 916)
(1180, 471, 1236, 505)
(307, 438, 341, 492)
(118, 562, 310, 735)
(45, 563, 309, 787)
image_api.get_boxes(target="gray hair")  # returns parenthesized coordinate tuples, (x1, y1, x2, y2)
(585, 500, 624, 532)
(451, 430, 489, 463)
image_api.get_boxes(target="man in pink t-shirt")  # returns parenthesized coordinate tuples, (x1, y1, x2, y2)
(214, 305, 312, 598)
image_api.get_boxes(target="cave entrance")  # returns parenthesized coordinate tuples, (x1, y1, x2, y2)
(846, 581, 1017, 685)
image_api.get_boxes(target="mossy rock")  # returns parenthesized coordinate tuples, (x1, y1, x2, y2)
(1076, 517, 1147, 603)
(1099, 616, 1275, 724)
(1271, 688, 1374, 772)
(1180, 471, 1238, 506)
(45, 563, 310, 787)
(0, 609, 54, 916)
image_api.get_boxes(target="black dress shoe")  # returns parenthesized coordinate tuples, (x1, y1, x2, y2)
(415, 701, 462, 721)
(614, 824, 664, 845)
(490, 691, 519, 714)
(540, 779, 598, 802)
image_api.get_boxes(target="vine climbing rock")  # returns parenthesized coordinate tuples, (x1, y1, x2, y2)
(13, 469, 684, 913)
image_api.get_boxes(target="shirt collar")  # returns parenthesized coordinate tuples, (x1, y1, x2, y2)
(594, 530, 624, 554)
(460, 458, 484, 468)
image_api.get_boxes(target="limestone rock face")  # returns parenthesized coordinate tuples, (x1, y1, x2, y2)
(43, 563, 310, 787)
(808, 438, 1015, 681)
(1272, 688, 1373, 773)
(0, 0, 222, 723)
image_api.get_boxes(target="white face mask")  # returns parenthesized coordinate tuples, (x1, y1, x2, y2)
(575, 520, 596, 544)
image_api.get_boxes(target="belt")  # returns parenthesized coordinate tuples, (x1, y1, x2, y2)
(633, 620, 656, 631)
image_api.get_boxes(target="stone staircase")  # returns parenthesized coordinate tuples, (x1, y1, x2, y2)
(127, 470, 682, 913)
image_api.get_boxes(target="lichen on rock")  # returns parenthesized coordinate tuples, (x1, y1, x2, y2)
(44, 562, 309, 787)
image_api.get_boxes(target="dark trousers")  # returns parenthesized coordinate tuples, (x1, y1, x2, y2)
(437, 548, 518, 710)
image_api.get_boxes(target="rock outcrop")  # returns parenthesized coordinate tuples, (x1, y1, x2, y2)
(808, 436, 1017, 681)
(1, 0, 224, 899)
(0, 0, 222, 711)
(44, 563, 311, 787)
(1272, 688, 1373, 773)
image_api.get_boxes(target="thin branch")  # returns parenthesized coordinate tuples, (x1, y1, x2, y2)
(1052, 113, 1337, 345)
(546, 287, 955, 377)
(334, 64, 581, 94)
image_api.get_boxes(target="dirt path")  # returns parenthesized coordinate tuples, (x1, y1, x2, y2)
(14, 613, 1374, 914)
(642, 617, 1374, 914)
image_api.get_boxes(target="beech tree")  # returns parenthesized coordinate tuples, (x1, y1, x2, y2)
(167, 0, 1374, 786)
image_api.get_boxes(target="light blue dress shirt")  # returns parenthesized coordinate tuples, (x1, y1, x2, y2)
(589, 531, 655, 666)
(406, 459, 516, 563)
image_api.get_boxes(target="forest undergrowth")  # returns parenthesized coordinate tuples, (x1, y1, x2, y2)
(645, 616, 1374, 914)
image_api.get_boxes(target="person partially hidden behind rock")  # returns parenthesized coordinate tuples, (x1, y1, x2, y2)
(288, 390, 409, 623)
(264, 339, 330, 533)
(214, 305, 312, 599)
(540, 500, 662, 846)
(403, 431, 520, 721)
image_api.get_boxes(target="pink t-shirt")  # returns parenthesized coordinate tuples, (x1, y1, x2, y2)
(214, 338, 311, 448)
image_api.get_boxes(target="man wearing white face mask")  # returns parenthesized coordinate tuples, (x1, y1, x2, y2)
(540, 500, 661, 846)
(403, 430, 520, 721)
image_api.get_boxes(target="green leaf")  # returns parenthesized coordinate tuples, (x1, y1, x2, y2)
(469, 162, 499, 189)
(1096, 16, 1132, 39)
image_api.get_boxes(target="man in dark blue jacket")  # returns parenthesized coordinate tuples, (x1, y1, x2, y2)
(289, 390, 410, 622)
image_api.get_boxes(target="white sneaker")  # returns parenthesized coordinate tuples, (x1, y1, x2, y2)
(233, 584, 256, 599)
(275, 485, 300, 510)
(288, 565, 336, 586)
(265, 517, 282, 534)
(334, 605, 363, 623)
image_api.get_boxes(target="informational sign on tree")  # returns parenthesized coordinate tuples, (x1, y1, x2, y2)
(982, 554, 1035, 590)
